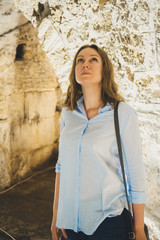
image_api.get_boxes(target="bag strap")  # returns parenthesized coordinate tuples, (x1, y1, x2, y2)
(114, 102, 132, 213)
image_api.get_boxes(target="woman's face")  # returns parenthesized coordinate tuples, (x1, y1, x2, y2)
(75, 47, 103, 86)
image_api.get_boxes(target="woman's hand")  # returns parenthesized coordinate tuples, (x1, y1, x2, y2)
(51, 222, 68, 240)
(51, 223, 59, 240)
(61, 229, 68, 239)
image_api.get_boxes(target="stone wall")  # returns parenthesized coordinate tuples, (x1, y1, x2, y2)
(0, 0, 59, 189)
(2, 0, 160, 239)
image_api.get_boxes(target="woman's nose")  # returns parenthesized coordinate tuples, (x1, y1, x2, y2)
(82, 61, 89, 69)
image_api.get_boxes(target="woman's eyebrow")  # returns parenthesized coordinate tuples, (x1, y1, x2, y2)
(77, 54, 100, 58)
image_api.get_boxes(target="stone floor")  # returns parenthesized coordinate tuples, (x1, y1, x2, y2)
(0, 166, 56, 240)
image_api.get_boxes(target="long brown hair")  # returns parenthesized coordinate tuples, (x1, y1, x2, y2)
(64, 44, 124, 110)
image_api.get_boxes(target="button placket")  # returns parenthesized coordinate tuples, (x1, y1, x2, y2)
(75, 121, 89, 231)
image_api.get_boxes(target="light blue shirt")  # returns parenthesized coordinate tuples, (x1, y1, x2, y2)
(55, 97, 146, 235)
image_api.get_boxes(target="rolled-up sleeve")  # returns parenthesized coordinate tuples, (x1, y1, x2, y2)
(119, 102, 146, 204)
(55, 161, 61, 173)
(55, 108, 65, 173)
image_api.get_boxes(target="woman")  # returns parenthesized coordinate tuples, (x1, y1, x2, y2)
(51, 44, 147, 240)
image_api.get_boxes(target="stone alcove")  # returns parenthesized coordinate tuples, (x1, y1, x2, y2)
(15, 43, 26, 60)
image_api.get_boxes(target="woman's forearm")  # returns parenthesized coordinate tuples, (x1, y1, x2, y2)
(132, 203, 147, 240)
(132, 203, 144, 231)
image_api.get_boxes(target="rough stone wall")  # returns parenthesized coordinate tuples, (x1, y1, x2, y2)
(0, 0, 59, 189)
(5, 0, 160, 239)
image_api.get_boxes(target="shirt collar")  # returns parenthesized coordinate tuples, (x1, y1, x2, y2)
(76, 96, 112, 115)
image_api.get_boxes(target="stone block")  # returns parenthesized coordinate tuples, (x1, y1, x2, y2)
(0, 148, 11, 189)
(156, 30, 160, 68)
(10, 151, 29, 179)
(0, 95, 9, 120)
(11, 117, 56, 153)
(93, 11, 112, 32)
(0, 121, 10, 148)
(29, 145, 54, 169)
(0, 0, 28, 36)
(9, 93, 24, 124)
(24, 90, 57, 120)
(99, 0, 108, 4)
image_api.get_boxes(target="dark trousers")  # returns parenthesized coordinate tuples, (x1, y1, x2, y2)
(62, 208, 128, 240)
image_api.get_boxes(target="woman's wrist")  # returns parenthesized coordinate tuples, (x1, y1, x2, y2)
(51, 212, 57, 226)
(134, 223, 144, 231)
(135, 228, 147, 240)
(52, 216, 57, 225)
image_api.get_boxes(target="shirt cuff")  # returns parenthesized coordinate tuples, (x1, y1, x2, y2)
(55, 162, 61, 173)
(129, 191, 146, 204)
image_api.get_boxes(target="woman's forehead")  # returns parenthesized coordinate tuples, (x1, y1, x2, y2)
(77, 47, 100, 58)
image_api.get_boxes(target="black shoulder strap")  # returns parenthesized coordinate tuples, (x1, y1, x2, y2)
(114, 102, 131, 212)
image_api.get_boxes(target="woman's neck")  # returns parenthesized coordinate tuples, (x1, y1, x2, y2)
(82, 85, 103, 112)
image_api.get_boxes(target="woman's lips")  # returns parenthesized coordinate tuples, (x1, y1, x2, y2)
(81, 72, 91, 75)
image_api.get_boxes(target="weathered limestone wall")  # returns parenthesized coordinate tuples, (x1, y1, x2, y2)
(3, 0, 160, 239)
(0, 0, 59, 189)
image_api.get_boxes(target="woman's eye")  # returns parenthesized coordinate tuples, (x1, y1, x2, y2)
(91, 57, 98, 62)
(77, 58, 84, 63)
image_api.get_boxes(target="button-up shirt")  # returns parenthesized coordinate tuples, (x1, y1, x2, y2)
(55, 97, 146, 235)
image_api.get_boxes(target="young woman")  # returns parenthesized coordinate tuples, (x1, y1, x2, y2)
(51, 44, 147, 240)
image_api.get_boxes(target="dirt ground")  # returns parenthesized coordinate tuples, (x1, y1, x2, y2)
(0, 166, 55, 240)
